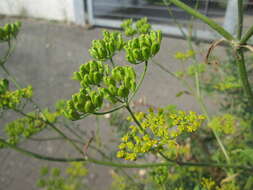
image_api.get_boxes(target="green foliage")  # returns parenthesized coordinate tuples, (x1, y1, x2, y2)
(37, 162, 88, 190)
(149, 166, 169, 185)
(208, 114, 237, 135)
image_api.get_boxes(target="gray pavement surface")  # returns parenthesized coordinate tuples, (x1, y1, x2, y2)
(0, 17, 217, 190)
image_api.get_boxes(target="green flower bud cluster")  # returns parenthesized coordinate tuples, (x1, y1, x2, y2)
(124, 30, 162, 64)
(0, 21, 22, 42)
(121, 19, 137, 36)
(89, 31, 124, 61)
(0, 79, 33, 110)
(64, 61, 137, 120)
(1, 109, 60, 147)
(149, 166, 169, 185)
(117, 108, 205, 161)
(135, 17, 151, 34)
(104, 66, 136, 101)
(37, 162, 88, 190)
(121, 18, 151, 37)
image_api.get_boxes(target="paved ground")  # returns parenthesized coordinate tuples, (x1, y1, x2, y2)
(0, 17, 218, 190)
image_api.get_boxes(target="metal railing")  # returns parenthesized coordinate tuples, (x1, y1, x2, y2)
(86, 0, 253, 42)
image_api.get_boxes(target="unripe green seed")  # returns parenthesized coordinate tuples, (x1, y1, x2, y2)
(93, 72, 101, 84)
(85, 101, 94, 113)
(130, 80, 136, 91)
(108, 85, 117, 96)
(118, 86, 129, 98)
(73, 72, 82, 81)
(157, 30, 162, 43)
(124, 76, 132, 89)
(151, 42, 160, 56)
(142, 47, 150, 60)
(133, 49, 141, 61)
(108, 41, 115, 55)
(90, 61, 98, 72)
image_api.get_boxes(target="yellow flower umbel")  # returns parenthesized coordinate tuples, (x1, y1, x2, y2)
(0, 78, 33, 110)
(117, 107, 205, 161)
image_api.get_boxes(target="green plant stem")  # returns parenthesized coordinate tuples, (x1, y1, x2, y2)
(0, 40, 16, 65)
(153, 55, 231, 164)
(129, 61, 148, 102)
(152, 60, 194, 96)
(1, 138, 252, 171)
(190, 45, 231, 163)
(237, 0, 244, 40)
(169, 0, 235, 41)
(0, 64, 22, 89)
(236, 49, 253, 107)
(240, 25, 253, 44)
(93, 104, 126, 115)
(110, 58, 115, 67)
(14, 108, 84, 155)
(125, 104, 144, 132)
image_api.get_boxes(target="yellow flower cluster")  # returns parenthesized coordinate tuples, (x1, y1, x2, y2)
(0, 79, 33, 110)
(117, 108, 205, 160)
(174, 50, 195, 61)
(2, 109, 60, 146)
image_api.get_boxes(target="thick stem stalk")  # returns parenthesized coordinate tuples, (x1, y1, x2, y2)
(0, 138, 252, 171)
(169, 0, 235, 41)
(236, 49, 253, 107)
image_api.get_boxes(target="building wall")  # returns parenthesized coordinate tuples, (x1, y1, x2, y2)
(0, 0, 85, 26)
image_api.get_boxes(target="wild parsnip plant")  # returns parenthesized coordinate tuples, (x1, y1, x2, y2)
(1, 0, 253, 189)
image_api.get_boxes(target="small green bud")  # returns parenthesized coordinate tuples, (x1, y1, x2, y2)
(84, 100, 94, 113)
(157, 30, 162, 43)
(108, 41, 115, 55)
(108, 85, 117, 96)
(151, 42, 160, 56)
(93, 72, 102, 84)
(73, 72, 82, 81)
(118, 86, 129, 98)
(90, 60, 98, 71)
(124, 76, 132, 89)
(82, 75, 90, 86)
(130, 80, 136, 91)
(133, 49, 142, 61)
(142, 46, 150, 60)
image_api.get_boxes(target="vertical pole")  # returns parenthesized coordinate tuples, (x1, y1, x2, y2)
(223, 0, 238, 36)
(72, 0, 86, 26)
(87, 0, 94, 25)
